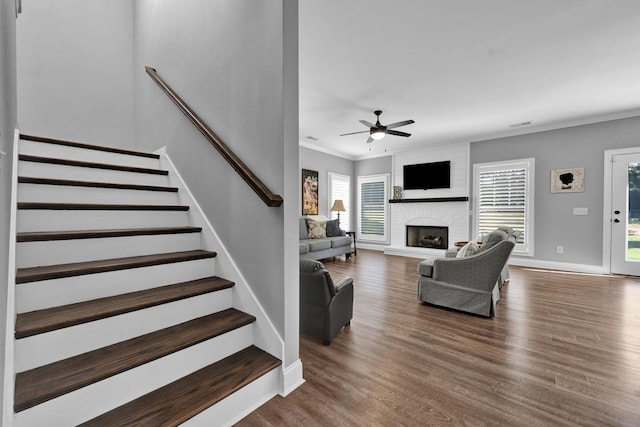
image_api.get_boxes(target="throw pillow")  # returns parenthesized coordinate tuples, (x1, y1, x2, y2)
(306, 219, 327, 239)
(456, 241, 480, 258)
(325, 219, 342, 237)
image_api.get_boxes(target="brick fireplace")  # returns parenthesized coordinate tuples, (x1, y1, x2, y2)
(385, 200, 469, 258)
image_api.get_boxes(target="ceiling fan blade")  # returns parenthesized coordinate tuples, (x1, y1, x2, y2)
(386, 119, 415, 129)
(366, 136, 373, 143)
(340, 130, 370, 136)
(387, 129, 411, 137)
(359, 120, 375, 128)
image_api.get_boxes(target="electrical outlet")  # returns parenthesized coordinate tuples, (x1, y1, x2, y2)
(573, 207, 588, 215)
(556, 245, 564, 254)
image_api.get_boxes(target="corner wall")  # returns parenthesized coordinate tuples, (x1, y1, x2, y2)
(299, 146, 354, 224)
(132, 1, 297, 366)
(16, 0, 135, 145)
(471, 116, 640, 267)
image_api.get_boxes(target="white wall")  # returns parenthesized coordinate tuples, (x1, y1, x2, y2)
(0, 0, 17, 422)
(393, 142, 469, 199)
(132, 0, 298, 366)
(16, 0, 135, 145)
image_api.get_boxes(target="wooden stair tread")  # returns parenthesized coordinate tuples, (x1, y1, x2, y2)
(17, 226, 202, 242)
(21, 134, 160, 159)
(19, 154, 168, 175)
(78, 345, 281, 427)
(16, 250, 216, 284)
(15, 276, 234, 338)
(18, 176, 178, 192)
(14, 308, 255, 412)
(17, 202, 189, 211)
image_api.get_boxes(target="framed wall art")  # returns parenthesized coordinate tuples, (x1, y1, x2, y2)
(551, 168, 584, 193)
(302, 169, 319, 215)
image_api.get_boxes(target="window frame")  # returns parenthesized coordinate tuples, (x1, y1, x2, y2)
(473, 158, 535, 256)
(328, 172, 351, 232)
(357, 173, 390, 243)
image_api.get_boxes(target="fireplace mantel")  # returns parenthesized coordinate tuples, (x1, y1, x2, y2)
(389, 197, 468, 203)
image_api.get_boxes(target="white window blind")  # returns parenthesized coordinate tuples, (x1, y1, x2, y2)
(358, 174, 389, 242)
(473, 158, 534, 255)
(328, 172, 351, 231)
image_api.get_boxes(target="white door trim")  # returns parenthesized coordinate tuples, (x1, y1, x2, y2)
(603, 147, 640, 273)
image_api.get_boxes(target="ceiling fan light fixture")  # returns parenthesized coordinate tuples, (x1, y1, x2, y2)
(371, 129, 385, 140)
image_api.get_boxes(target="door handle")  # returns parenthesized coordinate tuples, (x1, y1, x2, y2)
(614, 219, 621, 223)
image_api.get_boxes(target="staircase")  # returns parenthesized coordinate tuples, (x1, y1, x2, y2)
(11, 135, 281, 426)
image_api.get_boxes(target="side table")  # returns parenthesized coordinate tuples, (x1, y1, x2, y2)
(345, 231, 357, 256)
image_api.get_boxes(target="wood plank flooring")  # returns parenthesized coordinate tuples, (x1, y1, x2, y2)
(238, 250, 640, 426)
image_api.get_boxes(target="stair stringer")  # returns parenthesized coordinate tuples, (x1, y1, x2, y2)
(156, 149, 303, 399)
(2, 130, 19, 427)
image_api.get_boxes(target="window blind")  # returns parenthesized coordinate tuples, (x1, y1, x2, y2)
(360, 181, 386, 236)
(477, 168, 526, 244)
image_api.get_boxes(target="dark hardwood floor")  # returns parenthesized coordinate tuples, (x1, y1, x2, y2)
(239, 249, 640, 426)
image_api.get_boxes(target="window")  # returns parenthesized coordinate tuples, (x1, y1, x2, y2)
(358, 174, 389, 243)
(473, 158, 534, 256)
(328, 172, 351, 231)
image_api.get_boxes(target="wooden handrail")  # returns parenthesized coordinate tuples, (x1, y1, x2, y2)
(145, 66, 283, 208)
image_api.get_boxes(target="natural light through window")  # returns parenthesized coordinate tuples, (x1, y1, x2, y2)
(329, 172, 351, 231)
(358, 174, 389, 243)
(473, 158, 534, 256)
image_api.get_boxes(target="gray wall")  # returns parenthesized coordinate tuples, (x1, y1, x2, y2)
(471, 116, 640, 266)
(355, 155, 392, 177)
(16, 0, 135, 145)
(299, 146, 354, 225)
(0, 0, 17, 421)
(133, 0, 297, 347)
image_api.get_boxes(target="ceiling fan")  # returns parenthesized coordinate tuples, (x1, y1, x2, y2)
(340, 110, 415, 143)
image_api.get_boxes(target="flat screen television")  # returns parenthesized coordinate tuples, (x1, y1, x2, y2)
(403, 161, 451, 190)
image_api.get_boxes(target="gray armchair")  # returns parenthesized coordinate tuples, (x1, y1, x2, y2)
(417, 236, 515, 317)
(444, 227, 521, 287)
(300, 259, 353, 345)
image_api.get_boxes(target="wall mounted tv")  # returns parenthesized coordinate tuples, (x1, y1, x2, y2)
(403, 161, 451, 190)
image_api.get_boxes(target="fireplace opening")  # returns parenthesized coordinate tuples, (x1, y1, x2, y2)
(406, 225, 449, 249)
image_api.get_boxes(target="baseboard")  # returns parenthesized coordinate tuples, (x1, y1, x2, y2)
(2, 130, 19, 427)
(371, 238, 609, 275)
(383, 245, 446, 259)
(157, 152, 285, 361)
(508, 257, 609, 275)
(356, 242, 387, 252)
(280, 358, 304, 396)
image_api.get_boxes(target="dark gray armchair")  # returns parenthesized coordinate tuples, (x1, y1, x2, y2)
(300, 259, 353, 345)
(417, 235, 515, 317)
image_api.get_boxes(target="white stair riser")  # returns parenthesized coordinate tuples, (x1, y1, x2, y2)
(17, 233, 202, 268)
(14, 327, 253, 427)
(15, 289, 234, 372)
(183, 368, 280, 427)
(16, 258, 217, 312)
(18, 161, 169, 187)
(18, 183, 178, 205)
(19, 139, 161, 170)
(17, 209, 190, 232)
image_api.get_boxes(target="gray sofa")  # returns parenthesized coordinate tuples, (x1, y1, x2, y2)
(299, 218, 352, 260)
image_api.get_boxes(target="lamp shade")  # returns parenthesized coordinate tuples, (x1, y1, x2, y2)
(330, 199, 346, 212)
(370, 129, 385, 140)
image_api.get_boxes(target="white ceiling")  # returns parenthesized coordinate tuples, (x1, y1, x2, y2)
(299, 0, 640, 160)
